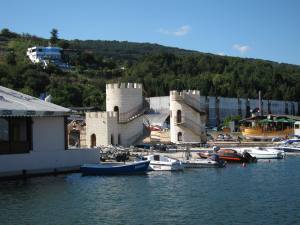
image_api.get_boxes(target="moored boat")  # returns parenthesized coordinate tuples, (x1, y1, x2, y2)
(199, 149, 257, 163)
(274, 144, 300, 152)
(182, 158, 226, 168)
(80, 160, 150, 175)
(143, 155, 184, 171)
(236, 147, 285, 159)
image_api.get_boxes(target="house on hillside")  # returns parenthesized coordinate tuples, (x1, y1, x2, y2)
(26, 46, 69, 69)
(0, 85, 99, 178)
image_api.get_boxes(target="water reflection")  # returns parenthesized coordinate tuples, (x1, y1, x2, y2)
(0, 157, 300, 225)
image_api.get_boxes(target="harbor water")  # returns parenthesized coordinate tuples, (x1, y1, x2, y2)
(1, 156, 300, 225)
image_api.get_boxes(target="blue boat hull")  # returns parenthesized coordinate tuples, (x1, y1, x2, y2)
(80, 160, 150, 175)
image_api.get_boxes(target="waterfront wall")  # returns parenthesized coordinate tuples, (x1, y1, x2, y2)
(147, 96, 299, 127)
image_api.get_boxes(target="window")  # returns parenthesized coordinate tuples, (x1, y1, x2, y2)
(295, 124, 300, 129)
(0, 118, 32, 154)
(177, 110, 182, 123)
(113, 106, 119, 112)
(178, 132, 183, 142)
(114, 106, 119, 121)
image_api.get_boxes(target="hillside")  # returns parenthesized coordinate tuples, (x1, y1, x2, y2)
(1, 28, 300, 111)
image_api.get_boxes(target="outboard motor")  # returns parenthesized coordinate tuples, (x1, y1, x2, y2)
(242, 151, 257, 163)
(213, 146, 220, 152)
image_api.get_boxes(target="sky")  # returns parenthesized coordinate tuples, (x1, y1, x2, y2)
(1, 0, 300, 65)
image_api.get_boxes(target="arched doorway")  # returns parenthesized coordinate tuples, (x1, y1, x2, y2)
(177, 132, 183, 142)
(177, 110, 182, 123)
(90, 134, 96, 148)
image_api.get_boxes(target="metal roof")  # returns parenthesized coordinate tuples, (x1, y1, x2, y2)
(0, 85, 71, 117)
(144, 110, 170, 126)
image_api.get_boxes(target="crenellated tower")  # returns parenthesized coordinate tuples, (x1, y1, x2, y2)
(170, 90, 207, 144)
(86, 83, 146, 147)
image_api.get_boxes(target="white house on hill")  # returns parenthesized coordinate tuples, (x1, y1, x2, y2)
(0, 85, 99, 178)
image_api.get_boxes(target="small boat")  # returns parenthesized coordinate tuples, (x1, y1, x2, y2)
(143, 155, 184, 171)
(199, 149, 257, 163)
(182, 147, 226, 168)
(274, 142, 300, 152)
(275, 145, 300, 152)
(182, 158, 226, 168)
(80, 160, 150, 175)
(236, 147, 285, 159)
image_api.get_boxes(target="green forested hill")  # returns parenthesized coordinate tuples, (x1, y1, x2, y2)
(0, 28, 300, 110)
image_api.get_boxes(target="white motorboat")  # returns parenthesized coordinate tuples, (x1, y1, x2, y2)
(274, 143, 300, 152)
(143, 155, 184, 171)
(182, 158, 225, 168)
(236, 147, 285, 159)
(181, 146, 226, 168)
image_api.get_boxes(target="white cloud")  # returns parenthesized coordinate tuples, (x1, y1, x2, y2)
(233, 44, 250, 55)
(217, 52, 225, 56)
(174, 25, 191, 36)
(158, 25, 191, 37)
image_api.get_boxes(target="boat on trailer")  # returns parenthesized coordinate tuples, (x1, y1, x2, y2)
(80, 160, 150, 175)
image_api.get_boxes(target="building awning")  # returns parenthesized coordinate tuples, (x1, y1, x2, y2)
(0, 85, 71, 117)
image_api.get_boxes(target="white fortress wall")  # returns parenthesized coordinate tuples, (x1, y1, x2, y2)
(85, 111, 119, 147)
(147, 96, 169, 112)
(148, 95, 298, 127)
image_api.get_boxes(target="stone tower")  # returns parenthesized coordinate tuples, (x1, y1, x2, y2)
(170, 90, 206, 144)
(86, 83, 145, 147)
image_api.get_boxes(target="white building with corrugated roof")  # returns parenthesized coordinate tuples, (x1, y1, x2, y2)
(0, 85, 99, 178)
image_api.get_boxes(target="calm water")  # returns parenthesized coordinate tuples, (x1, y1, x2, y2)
(1, 157, 300, 225)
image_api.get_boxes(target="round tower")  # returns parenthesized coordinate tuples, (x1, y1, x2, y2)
(106, 83, 143, 115)
(170, 90, 206, 144)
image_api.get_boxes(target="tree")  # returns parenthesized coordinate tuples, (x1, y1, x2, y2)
(0, 28, 19, 38)
(5, 51, 16, 65)
(50, 28, 59, 45)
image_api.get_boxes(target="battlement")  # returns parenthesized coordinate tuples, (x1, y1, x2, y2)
(86, 111, 118, 119)
(170, 90, 200, 97)
(106, 83, 142, 90)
